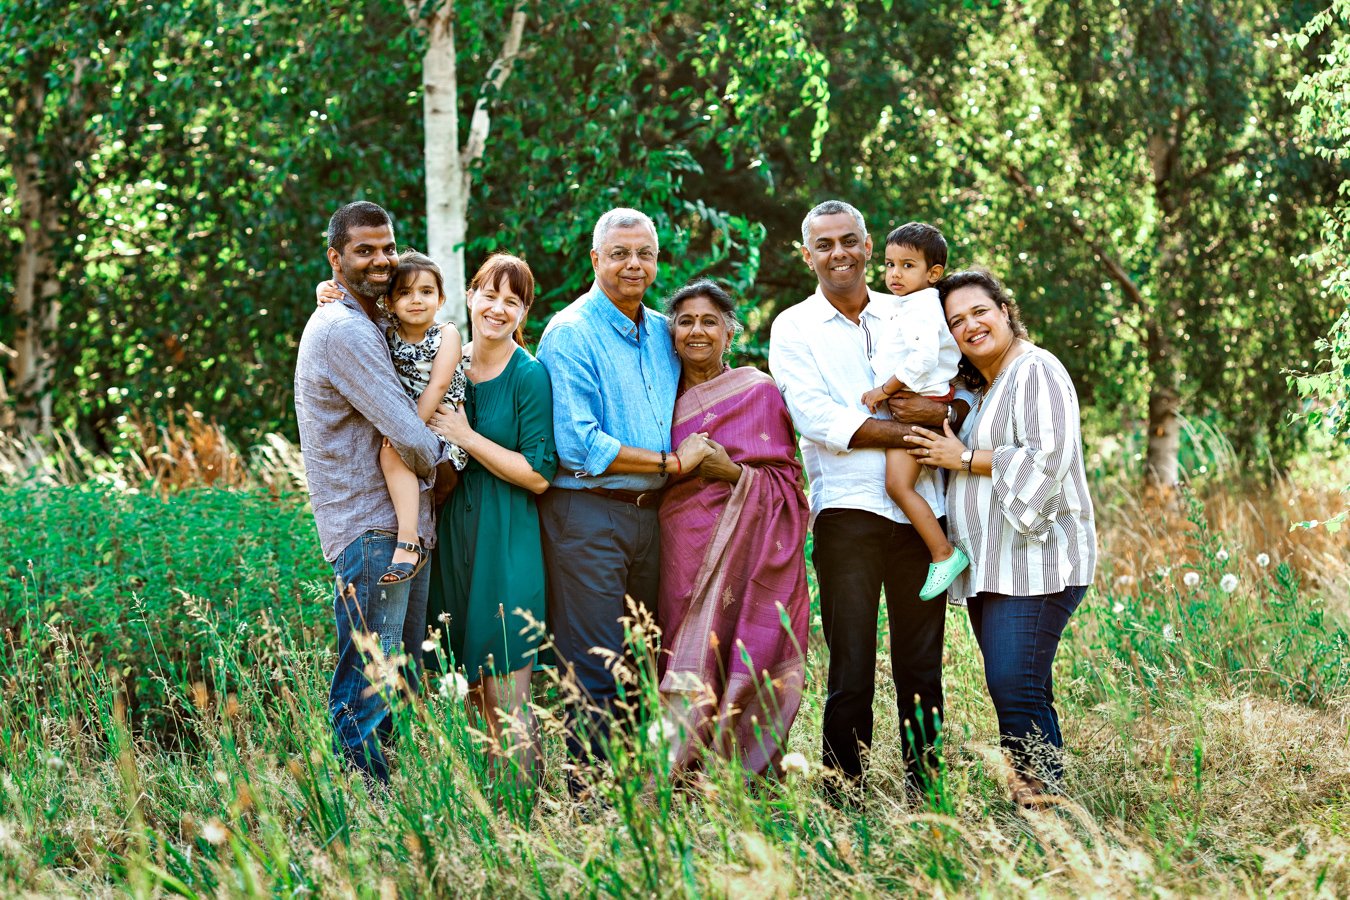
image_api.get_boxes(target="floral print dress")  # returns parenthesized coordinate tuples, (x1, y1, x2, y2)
(388, 323, 469, 471)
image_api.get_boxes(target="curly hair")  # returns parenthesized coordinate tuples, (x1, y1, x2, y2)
(937, 269, 1028, 390)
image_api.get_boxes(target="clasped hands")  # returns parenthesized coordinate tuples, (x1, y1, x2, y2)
(673, 431, 740, 482)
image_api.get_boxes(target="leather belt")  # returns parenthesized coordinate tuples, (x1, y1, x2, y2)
(585, 487, 663, 509)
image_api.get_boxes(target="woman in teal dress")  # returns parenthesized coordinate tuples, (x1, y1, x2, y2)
(428, 253, 556, 781)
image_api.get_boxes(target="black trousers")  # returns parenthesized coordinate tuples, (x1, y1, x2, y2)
(812, 508, 946, 789)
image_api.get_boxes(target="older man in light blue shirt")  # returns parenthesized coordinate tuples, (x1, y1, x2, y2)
(537, 208, 708, 786)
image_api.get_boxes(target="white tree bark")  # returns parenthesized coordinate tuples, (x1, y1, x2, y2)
(409, 1, 527, 332)
(11, 143, 58, 435)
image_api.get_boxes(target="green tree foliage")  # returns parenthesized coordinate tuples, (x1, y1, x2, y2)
(1289, 0, 1350, 530)
(722, 1, 1340, 479)
(0, 0, 1342, 488)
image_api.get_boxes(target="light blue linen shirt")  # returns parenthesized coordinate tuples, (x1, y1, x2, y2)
(537, 283, 679, 491)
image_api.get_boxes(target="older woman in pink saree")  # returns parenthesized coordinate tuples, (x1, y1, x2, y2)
(658, 279, 810, 776)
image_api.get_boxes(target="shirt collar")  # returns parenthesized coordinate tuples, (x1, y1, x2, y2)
(806, 287, 894, 324)
(587, 281, 653, 342)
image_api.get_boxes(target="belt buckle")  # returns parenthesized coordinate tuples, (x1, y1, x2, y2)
(635, 491, 657, 509)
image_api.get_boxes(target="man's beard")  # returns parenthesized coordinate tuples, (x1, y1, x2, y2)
(343, 265, 392, 302)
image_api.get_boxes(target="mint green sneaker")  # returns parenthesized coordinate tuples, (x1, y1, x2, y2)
(919, 546, 969, 601)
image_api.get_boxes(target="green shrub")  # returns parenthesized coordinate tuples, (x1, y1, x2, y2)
(0, 484, 330, 736)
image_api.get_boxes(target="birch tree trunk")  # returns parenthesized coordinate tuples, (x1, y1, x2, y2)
(411, 1, 527, 333)
(1143, 125, 1186, 489)
(11, 144, 59, 435)
(418, 1, 468, 330)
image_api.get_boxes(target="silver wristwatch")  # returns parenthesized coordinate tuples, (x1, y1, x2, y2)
(960, 449, 974, 471)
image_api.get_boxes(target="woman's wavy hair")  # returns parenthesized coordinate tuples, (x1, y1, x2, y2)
(664, 278, 744, 358)
(381, 249, 444, 321)
(469, 253, 536, 346)
(937, 268, 1028, 390)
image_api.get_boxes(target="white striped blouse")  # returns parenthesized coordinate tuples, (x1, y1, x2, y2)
(946, 344, 1097, 601)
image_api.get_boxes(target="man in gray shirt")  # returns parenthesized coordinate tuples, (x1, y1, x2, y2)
(294, 200, 453, 785)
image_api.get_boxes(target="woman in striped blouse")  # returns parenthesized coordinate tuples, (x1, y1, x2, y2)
(904, 269, 1097, 806)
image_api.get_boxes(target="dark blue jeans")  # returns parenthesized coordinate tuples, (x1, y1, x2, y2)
(966, 584, 1088, 787)
(539, 489, 660, 780)
(812, 508, 946, 791)
(329, 529, 430, 785)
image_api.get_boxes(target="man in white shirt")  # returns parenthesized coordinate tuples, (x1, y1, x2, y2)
(768, 200, 967, 799)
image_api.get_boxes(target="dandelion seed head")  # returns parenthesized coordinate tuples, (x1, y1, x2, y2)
(421, 639, 437, 654)
(202, 819, 228, 845)
(781, 751, 810, 776)
(1112, 602, 1125, 614)
(438, 672, 469, 700)
(1220, 573, 1239, 593)
(1216, 549, 1230, 563)
(1183, 572, 1200, 588)
(1256, 553, 1270, 568)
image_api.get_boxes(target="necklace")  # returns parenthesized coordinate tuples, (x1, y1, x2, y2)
(975, 342, 1026, 413)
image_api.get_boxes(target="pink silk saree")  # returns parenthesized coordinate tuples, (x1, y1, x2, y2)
(658, 366, 810, 775)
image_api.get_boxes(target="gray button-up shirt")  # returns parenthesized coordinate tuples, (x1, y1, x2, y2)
(294, 287, 449, 562)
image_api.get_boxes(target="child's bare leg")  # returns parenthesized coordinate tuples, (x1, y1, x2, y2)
(885, 447, 953, 562)
(379, 438, 421, 574)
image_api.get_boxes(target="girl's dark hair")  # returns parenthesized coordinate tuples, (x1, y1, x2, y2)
(469, 253, 536, 346)
(664, 278, 744, 350)
(382, 249, 444, 321)
(937, 268, 1029, 390)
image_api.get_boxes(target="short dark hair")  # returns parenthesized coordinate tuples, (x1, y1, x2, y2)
(665, 278, 744, 346)
(937, 268, 1028, 389)
(801, 200, 866, 244)
(885, 222, 948, 268)
(327, 201, 394, 253)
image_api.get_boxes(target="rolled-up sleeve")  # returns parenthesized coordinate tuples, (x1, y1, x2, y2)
(990, 358, 1077, 539)
(326, 321, 447, 480)
(769, 314, 869, 454)
(537, 323, 620, 476)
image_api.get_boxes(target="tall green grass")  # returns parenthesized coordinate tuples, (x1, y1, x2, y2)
(2, 481, 1350, 895)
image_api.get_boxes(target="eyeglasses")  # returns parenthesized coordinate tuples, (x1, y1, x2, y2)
(605, 247, 657, 263)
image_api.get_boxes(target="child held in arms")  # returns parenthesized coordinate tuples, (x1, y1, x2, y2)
(860, 222, 968, 601)
(316, 252, 467, 585)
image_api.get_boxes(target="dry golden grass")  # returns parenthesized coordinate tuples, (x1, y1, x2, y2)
(2, 423, 1349, 895)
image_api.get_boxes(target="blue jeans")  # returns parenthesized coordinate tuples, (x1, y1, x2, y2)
(966, 585, 1088, 786)
(328, 529, 430, 784)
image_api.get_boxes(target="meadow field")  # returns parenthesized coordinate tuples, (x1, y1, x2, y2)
(1, 422, 1348, 897)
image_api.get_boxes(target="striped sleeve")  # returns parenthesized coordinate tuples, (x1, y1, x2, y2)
(989, 357, 1078, 541)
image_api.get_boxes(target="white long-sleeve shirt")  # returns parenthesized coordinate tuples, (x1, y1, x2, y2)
(768, 288, 948, 526)
(870, 287, 961, 396)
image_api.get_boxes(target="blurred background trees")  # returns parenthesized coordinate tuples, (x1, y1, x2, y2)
(1, 0, 1344, 485)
